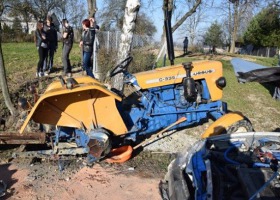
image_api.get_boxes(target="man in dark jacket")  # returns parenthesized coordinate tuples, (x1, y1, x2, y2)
(183, 37, 188, 54)
(45, 16, 58, 74)
(62, 19, 74, 76)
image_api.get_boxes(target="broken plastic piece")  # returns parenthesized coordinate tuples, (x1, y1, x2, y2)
(106, 145, 133, 163)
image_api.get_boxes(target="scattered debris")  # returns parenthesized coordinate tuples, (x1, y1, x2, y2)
(0, 116, 6, 131)
(161, 132, 280, 199)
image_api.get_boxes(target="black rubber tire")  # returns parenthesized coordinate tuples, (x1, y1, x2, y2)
(226, 119, 254, 134)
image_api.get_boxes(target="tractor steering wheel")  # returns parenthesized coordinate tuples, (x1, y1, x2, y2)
(109, 56, 133, 77)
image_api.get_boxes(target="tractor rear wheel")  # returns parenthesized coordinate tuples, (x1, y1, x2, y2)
(226, 119, 254, 134)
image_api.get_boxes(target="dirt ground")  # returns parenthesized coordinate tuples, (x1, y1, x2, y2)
(0, 161, 162, 200)
(0, 128, 198, 200)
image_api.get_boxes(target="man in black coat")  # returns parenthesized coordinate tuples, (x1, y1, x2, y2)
(61, 19, 74, 76)
(45, 16, 58, 74)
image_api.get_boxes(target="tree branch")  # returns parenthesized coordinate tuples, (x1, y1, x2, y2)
(172, 0, 202, 33)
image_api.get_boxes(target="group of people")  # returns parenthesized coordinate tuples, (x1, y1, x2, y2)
(35, 15, 98, 78)
(35, 16, 58, 77)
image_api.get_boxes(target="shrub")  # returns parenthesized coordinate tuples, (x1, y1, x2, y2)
(96, 47, 156, 82)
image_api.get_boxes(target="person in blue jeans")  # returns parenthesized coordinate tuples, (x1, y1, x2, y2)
(79, 18, 98, 78)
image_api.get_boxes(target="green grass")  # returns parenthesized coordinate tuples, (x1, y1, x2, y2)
(2, 42, 82, 75)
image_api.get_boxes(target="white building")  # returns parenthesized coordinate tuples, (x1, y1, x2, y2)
(0, 14, 37, 34)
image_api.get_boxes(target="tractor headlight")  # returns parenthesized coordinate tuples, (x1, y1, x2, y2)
(216, 77, 226, 89)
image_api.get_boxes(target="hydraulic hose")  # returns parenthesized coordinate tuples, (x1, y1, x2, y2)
(224, 141, 243, 165)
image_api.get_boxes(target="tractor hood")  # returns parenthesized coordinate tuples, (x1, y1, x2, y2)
(134, 60, 224, 101)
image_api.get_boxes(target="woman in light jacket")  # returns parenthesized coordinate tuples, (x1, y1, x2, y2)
(34, 21, 48, 77)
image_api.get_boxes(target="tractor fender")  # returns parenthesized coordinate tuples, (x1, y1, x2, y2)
(201, 112, 245, 138)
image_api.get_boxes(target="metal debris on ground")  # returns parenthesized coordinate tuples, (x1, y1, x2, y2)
(0, 180, 7, 198)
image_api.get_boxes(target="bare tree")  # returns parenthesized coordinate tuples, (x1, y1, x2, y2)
(7, 0, 34, 34)
(97, 0, 128, 30)
(111, 0, 141, 90)
(171, 0, 202, 33)
(56, 0, 86, 29)
(87, 0, 97, 17)
(218, 0, 260, 53)
(0, 1, 16, 116)
(29, 0, 61, 20)
(229, 0, 240, 53)
(98, 0, 156, 36)
(178, 0, 213, 46)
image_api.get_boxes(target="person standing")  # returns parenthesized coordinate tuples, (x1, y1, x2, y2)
(45, 16, 58, 74)
(79, 18, 97, 78)
(34, 21, 48, 77)
(61, 19, 74, 76)
(183, 37, 188, 55)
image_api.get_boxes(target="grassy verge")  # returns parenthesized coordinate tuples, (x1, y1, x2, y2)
(2, 42, 82, 76)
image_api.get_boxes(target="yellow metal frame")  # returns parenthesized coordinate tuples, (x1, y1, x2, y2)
(20, 77, 128, 135)
(201, 112, 245, 138)
(134, 60, 223, 101)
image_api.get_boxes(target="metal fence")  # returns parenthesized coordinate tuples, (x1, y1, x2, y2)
(91, 31, 156, 80)
(95, 30, 154, 52)
(239, 45, 278, 58)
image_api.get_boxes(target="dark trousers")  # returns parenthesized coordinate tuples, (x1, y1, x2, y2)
(62, 44, 72, 73)
(47, 44, 56, 71)
(184, 46, 188, 54)
(37, 46, 48, 73)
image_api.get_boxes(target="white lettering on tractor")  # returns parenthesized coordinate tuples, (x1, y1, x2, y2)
(145, 69, 215, 84)
(192, 69, 215, 76)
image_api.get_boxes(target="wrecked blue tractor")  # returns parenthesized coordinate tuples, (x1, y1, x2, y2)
(8, 57, 253, 162)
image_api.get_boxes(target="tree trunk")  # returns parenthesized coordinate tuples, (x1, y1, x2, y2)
(111, 0, 140, 91)
(230, 0, 239, 53)
(0, 26, 16, 116)
(160, 0, 202, 58)
(0, 3, 16, 116)
(227, 1, 232, 52)
(25, 21, 29, 34)
(163, 0, 175, 65)
(87, 0, 97, 17)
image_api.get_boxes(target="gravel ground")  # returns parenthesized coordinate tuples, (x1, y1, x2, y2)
(144, 123, 209, 153)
